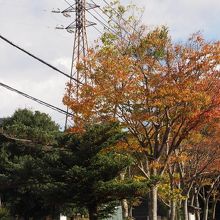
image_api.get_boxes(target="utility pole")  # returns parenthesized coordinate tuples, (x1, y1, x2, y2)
(53, 0, 99, 129)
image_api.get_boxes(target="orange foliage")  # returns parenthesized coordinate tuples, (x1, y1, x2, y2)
(64, 28, 220, 174)
(178, 118, 220, 184)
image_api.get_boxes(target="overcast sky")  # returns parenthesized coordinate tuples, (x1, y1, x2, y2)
(0, 0, 219, 128)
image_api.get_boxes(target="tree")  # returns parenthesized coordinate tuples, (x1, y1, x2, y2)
(155, 117, 220, 220)
(2, 108, 61, 145)
(48, 122, 152, 220)
(0, 138, 58, 220)
(63, 25, 220, 220)
(176, 119, 220, 220)
(0, 121, 151, 220)
(0, 109, 61, 219)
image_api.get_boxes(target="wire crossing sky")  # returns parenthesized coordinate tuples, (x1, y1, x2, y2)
(0, 0, 219, 127)
(0, 82, 73, 116)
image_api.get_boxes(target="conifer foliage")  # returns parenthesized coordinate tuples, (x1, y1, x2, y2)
(0, 111, 150, 219)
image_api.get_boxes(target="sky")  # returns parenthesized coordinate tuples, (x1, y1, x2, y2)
(0, 0, 219, 128)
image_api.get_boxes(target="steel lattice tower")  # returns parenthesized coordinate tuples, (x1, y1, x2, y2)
(53, 0, 98, 129)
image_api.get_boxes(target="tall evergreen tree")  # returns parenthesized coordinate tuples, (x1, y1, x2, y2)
(45, 122, 151, 220)
(0, 109, 61, 219)
(0, 119, 151, 220)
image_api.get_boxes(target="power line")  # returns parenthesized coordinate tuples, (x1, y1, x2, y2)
(101, 0, 139, 35)
(0, 34, 82, 85)
(57, 0, 99, 129)
(91, 7, 132, 40)
(84, 3, 134, 45)
(92, 25, 103, 35)
(63, 1, 132, 52)
(63, 0, 120, 39)
(86, 9, 122, 39)
(0, 81, 73, 116)
(92, 8, 112, 28)
(91, 0, 132, 36)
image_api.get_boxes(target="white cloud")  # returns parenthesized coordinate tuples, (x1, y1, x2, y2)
(0, 0, 219, 127)
(53, 57, 72, 71)
(132, 0, 220, 40)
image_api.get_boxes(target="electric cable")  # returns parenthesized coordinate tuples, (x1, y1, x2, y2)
(92, 8, 113, 29)
(101, 0, 139, 35)
(86, 9, 125, 40)
(64, 0, 130, 44)
(91, 0, 132, 36)
(0, 81, 73, 116)
(92, 25, 103, 35)
(0, 34, 82, 85)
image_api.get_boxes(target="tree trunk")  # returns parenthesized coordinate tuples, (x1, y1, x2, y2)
(120, 169, 130, 219)
(177, 207, 182, 220)
(121, 199, 129, 219)
(202, 200, 209, 220)
(183, 199, 189, 220)
(169, 200, 176, 220)
(128, 205, 133, 219)
(88, 205, 98, 220)
(149, 185, 158, 220)
(211, 199, 217, 220)
(195, 193, 200, 220)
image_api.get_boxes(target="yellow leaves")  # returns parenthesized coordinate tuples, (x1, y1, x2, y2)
(101, 137, 144, 154)
(133, 175, 147, 182)
(169, 153, 189, 164)
(158, 174, 185, 202)
(187, 132, 203, 144)
(117, 138, 145, 153)
(63, 27, 220, 168)
(149, 161, 163, 169)
(158, 182, 186, 202)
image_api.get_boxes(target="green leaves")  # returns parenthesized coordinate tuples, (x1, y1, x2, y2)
(0, 207, 10, 220)
(50, 122, 148, 217)
(2, 108, 61, 145)
(0, 118, 151, 219)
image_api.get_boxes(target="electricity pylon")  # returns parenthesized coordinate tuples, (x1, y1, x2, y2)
(53, 0, 99, 129)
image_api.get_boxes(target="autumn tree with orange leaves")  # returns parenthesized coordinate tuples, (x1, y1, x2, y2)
(63, 24, 220, 220)
(164, 118, 220, 220)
